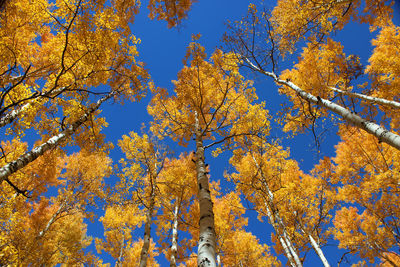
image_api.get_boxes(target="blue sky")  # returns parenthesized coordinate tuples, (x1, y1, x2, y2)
(95, 0, 400, 265)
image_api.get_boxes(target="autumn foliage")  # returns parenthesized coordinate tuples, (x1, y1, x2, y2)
(0, 0, 400, 266)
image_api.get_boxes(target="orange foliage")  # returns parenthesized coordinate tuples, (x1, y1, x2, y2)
(148, 41, 270, 149)
(331, 126, 400, 262)
(272, 0, 393, 53)
(0, 149, 111, 265)
(148, 0, 195, 28)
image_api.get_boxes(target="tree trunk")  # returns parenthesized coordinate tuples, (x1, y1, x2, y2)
(263, 195, 302, 267)
(0, 91, 114, 183)
(195, 111, 217, 267)
(0, 86, 66, 128)
(306, 232, 330, 267)
(250, 153, 331, 266)
(139, 184, 156, 267)
(116, 236, 125, 267)
(245, 58, 400, 151)
(260, 188, 299, 267)
(250, 154, 302, 266)
(38, 202, 65, 238)
(330, 86, 400, 109)
(170, 202, 179, 267)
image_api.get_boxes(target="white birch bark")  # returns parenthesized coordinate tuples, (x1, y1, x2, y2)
(307, 232, 330, 267)
(297, 220, 331, 267)
(260, 183, 299, 267)
(330, 87, 400, 109)
(139, 184, 156, 267)
(279, 236, 296, 266)
(249, 154, 302, 267)
(38, 201, 66, 238)
(116, 236, 125, 267)
(170, 202, 179, 267)
(0, 86, 66, 128)
(267, 200, 303, 267)
(251, 154, 330, 266)
(195, 111, 217, 267)
(244, 58, 400, 151)
(263, 199, 300, 267)
(0, 91, 114, 183)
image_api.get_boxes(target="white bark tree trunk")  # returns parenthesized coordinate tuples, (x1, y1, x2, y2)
(116, 235, 125, 266)
(260, 185, 299, 266)
(195, 112, 217, 267)
(170, 202, 179, 267)
(249, 154, 302, 266)
(0, 86, 66, 128)
(330, 87, 400, 109)
(264, 200, 301, 267)
(278, 235, 296, 266)
(245, 58, 400, 151)
(139, 184, 156, 267)
(307, 232, 330, 267)
(250, 154, 330, 266)
(38, 201, 66, 238)
(0, 91, 114, 183)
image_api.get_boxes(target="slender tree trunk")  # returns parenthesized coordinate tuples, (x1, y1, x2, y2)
(245, 58, 400, 151)
(330, 87, 400, 109)
(116, 236, 125, 267)
(170, 202, 179, 267)
(250, 154, 302, 267)
(281, 226, 302, 266)
(251, 153, 331, 266)
(261, 189, 298, 267)
(0, 91, 114, 183)
(306, 232, 330, 267)
(194, 111, 217, 267)
(38, 202, 65, 238)
(276, 229, 296, 266)
(139, 185, 156, 267)
(263, 197, 302, 267)
(0, 87, 66, 128)
(216, 254, 221, 267)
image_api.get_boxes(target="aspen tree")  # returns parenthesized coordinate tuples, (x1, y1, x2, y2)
(181, 181, 280, 266)
(331, 126, 400, 265)
(225, 3, 400, 150)
(156, 154, 197, 266)
(148, 39, 270, 266)
(0, 0, 148, 198)
(0, 90, 115, 183)
(229, 141, 336, 266)
(116, 131, 165, 266)
(0, 150, 111, 265)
